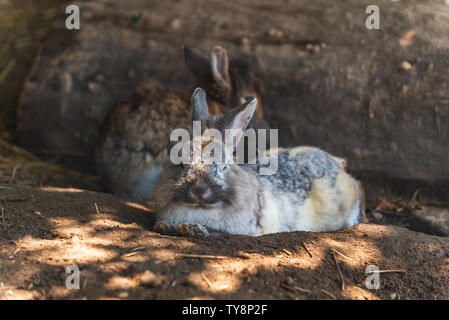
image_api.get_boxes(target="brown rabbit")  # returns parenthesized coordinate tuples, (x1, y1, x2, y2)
(96, 45, 267, 200)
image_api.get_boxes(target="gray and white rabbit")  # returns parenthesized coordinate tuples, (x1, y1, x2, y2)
(154, 88, 365, 237)
(96, 46, 266, 200)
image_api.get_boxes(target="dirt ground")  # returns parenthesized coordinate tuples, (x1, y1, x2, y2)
(1, 0, 448, 301)
(0, 185, 448, 300)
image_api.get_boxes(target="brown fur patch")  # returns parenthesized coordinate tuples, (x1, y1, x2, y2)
(98, 80, 190, 155)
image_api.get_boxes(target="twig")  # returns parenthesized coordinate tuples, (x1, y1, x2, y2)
(94, 203, 100, 214)
(321, 289, 336, 299)
(332, 251, 345, 291)
(0, 59, 16, 83)
(292, 285, 311, 294)
(176, 253, 227, 259)
(8, 165, 17, 185)
(330, 247, 353, 261)
(1, 207, 5, 229)
(410, 189, 421, 204)
(366, 269, 407, 275)
(123, 252, 139, 257)
(301, 241, 313, 258)
(281, 283, 311, 294)
(201, 273, 212, 288)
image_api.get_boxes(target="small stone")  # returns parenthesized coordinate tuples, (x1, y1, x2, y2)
(267, 28, 283, 38)
(170, 18, 181, 30)
(285, 276, 295, 286)
(87, 81, 100, 92)
(240, 37, 250, 46)
(398, 61, 412, 70)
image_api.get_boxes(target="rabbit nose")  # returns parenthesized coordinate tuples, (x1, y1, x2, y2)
(187, 184, 219, 205)
(190, 185, 208, 199)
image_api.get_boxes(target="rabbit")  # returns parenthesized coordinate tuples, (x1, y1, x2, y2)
(153, 88, 365, 237)
(96, 45, 267, 200)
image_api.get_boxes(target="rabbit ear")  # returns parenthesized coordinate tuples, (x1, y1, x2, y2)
(191, 87, 209, 121)
(219, 97, 257, 147)
(229, 97, 257, 131)
(184, 45, 212, 83)
(211, 46, 231, 97)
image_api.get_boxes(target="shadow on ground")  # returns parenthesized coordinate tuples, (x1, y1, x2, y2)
(0, 185, 448, 300)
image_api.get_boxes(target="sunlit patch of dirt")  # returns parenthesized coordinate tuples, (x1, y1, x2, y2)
(341, 285, 380, 300)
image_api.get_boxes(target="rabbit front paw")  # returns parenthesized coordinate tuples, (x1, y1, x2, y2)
(178, 223, 209, 238)
(154, 221, 178, 234)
